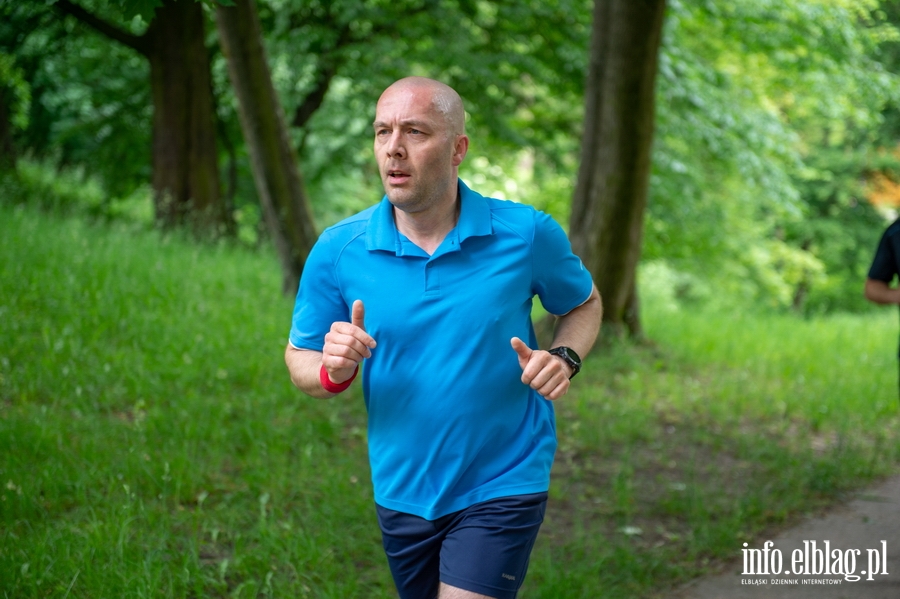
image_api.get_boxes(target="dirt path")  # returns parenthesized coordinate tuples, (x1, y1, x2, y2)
(673, 474, 900, 599)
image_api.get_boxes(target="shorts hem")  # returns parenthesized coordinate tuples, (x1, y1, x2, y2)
(440, 572, 519, 599)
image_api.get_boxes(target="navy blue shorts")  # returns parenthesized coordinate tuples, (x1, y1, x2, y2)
(376, 492, 548, 599)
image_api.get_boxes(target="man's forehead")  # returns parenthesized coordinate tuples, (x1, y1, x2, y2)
(377, 86, 436, 111)
(374, 92, 443, 124)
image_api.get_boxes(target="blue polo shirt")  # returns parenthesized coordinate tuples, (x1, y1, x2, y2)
(289, 180, 593, 519)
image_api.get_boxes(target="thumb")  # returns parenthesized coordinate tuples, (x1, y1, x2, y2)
(351, 299, 366, 332)
(510, 337, 533, 363)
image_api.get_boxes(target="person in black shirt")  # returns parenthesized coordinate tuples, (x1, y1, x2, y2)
(865, 218, 900, 398)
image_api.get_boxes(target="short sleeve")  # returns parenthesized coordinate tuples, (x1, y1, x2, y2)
(531, 211, 594, 316)
(288, 234, 350, 351)
(869, 224, 900, 283)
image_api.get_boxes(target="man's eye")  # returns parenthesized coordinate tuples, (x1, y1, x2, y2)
(409, 129, 422, 135)
(376, 129, 390, 136)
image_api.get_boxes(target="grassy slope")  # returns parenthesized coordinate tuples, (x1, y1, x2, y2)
(1, 204, 898, 598)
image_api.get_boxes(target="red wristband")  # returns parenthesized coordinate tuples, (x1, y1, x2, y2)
(319, 364, 359, 393)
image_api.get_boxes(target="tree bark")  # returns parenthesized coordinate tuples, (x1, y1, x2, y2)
(215, 0, 318, 295)
(144, 0, 226, 233)
(569, 0, 666, 338)
(54, 0, 230, 235)
(0, 89, 16, 173)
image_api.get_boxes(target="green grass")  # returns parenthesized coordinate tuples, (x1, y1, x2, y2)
(530, 305, 900, 598)
(1, 202, 899, 598)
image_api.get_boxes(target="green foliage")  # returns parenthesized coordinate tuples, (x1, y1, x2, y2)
(786, 147, 897, 313)
(0, 158, 283, 254)
(5, 0, 900, 314)
(0, 0, 153, 195)
(114, 0, 163, 21)
(0, 52, 30, 132)
(645, 0, 900, 312)
(250, 0, 592, 226)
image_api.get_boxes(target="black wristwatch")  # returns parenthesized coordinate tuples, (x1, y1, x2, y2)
(548, 346, 582, 379)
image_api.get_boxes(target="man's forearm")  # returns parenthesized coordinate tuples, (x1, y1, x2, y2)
(865, 278, 900, 305)
(284, 345, 337, 399)
(551, 284, 603, 357)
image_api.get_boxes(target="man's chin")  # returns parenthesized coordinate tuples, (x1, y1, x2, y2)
(385, 189, 414, 206)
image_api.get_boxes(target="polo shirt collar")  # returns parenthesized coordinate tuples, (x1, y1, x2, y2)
(365, 179, 493, 254)
(456, 179, 493, 241)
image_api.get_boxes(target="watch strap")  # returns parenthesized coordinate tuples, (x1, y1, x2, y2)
(549, 346, 581, 379)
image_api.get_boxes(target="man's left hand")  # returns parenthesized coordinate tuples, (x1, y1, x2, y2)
(510, 337, 572, 401)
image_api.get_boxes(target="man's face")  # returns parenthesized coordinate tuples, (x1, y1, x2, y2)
(373, 85, 465, 214)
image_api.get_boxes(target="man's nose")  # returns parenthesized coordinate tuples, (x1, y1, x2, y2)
(385, 132, 406, 158)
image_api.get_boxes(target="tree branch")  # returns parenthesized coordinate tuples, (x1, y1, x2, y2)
(290, 17, 352, 129)
(290, 1, 437, 129)
(54, 0, 150, 56)
(291, 62, 337, 129)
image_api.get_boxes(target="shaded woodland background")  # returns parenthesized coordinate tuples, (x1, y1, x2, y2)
(5, 0, 900, 327)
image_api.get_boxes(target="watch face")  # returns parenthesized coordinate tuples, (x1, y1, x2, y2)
(550, 346, 581, 378)
(565, 347, 581, 365)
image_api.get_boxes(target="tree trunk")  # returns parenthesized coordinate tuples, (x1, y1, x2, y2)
(215, 0, 318, 295)
(791, 239, 813, 312)
(569, 0, 666, 338)
(623, 279, 643, 339)
(54, 0, 230, 236)
(144, 0, 227, 233)
(0, 89, 16, 173)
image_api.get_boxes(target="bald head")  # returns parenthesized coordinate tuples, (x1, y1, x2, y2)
(372, 76, 470, 219)
(379, 77, 466, 136)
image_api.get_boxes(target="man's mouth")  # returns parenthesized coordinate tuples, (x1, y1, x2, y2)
(387, 170, 410, 184)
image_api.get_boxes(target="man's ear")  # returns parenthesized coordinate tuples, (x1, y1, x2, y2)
(452, 135, 469, 166)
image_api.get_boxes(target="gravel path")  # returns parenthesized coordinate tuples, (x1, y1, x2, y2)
(673, 474, 900, 599)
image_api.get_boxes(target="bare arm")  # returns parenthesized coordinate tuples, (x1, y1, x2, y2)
(512, 283, 603, 400)
(285, 346, 335, 399)
(864, 278, 900, 305)
(284, 299, 376, 399)
(549, 283, 603, 359)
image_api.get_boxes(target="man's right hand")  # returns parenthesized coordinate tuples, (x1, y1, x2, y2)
(321, 299, 377, 383)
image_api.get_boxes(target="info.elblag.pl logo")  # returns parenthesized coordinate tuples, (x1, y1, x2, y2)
(741, 540, 889, 584)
